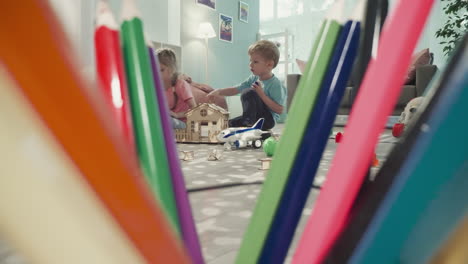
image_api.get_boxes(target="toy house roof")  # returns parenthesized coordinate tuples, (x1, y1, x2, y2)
(186, 103, 229, 116)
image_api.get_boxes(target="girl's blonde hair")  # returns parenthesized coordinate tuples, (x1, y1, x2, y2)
(156, 48, 178, 86)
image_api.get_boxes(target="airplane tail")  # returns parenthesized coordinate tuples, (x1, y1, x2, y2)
(252, 118, 264, 130)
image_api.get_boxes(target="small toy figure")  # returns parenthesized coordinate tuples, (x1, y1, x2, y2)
(392, 96, 424, 137)
(335, 132, 343, 143)
(207, 149, 223, 161)
(259, 157, 273, 170)
(180, 150, 194, 161)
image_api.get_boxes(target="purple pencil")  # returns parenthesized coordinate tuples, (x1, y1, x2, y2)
(148, 45, 205, 264)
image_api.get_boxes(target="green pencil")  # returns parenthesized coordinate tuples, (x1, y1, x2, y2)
(235, 1, 344, 263)
(120, 0, 180, 233)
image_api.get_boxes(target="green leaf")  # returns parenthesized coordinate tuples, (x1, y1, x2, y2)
(436, 0, 468, 58)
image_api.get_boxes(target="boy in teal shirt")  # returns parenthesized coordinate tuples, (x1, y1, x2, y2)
(207, 40, 287, 130)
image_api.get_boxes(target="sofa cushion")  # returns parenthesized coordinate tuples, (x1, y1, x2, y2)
(405, 48, 431, 84)
(296, 59, 306, 73)
(415, 64, 438, 96)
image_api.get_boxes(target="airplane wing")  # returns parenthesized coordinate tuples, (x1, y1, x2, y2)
(241, 132, 261, 142)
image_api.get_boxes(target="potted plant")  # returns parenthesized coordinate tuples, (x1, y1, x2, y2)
(435, 0, 468, 57)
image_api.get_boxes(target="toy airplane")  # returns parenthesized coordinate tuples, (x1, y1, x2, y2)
(217, 118, 269, 149)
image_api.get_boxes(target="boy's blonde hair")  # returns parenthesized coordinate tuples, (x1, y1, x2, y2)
(156, 48, 178, 86)
(248, 40, 280, 68)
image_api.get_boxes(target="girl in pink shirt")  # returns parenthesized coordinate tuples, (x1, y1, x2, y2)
(157, 48, 196, 129)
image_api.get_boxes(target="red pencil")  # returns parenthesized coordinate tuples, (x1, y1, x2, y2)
(94, 0, 136, 153)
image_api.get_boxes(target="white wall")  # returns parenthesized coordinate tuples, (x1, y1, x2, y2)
(46, 0, 96, 83)
(168, 0, 181, 46)
(106, 0, 173, 44)
(47, 0, 181, 82)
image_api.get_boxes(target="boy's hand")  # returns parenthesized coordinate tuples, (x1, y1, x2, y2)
(206, 90, 219, 101)
(252, 81, 264, 95)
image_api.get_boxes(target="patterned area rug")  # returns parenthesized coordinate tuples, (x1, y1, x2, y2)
(179, 128, 398, 191)
(0, 128, 397, 264)
(181, 128, 397, 263)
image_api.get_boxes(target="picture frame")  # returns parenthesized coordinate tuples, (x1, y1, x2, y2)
(239, 1, 249, 23)
(219, 13, 233, 43)
(196, 0, 216, 10)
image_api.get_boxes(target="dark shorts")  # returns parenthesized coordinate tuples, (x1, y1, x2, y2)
(228, 90, 275, 130)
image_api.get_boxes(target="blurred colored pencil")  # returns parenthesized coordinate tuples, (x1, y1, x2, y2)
(259, 1, 364, 263)
(148, 44, 205, 264)
(325, 34, 466, 264)
(431, 217, 468, 264)
(235, 1, 343, 263)
(292, 0, 434, 263)
(350, 38, 467, 264)
(0, 68, 145, 264)
(0, 1, 188, 263)
(120, 0, 180, 232)
(94, 0, 136, 153)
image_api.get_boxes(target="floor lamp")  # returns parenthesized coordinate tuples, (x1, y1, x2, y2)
(197, 22, 216, 83)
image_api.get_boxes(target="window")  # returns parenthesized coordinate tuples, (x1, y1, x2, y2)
(200, 109, 207, 117)
(260, 31, 294, 84)
(261, 0, 304, 21)
(260, 0, 274, 21)
(277, 0, 293, 18)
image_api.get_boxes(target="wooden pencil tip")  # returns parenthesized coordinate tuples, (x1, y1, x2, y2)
(350, 0, 367, 21)
(120, 0, 141, 22)
(326, 0, 345, 23)
(96, 0, 118, 29)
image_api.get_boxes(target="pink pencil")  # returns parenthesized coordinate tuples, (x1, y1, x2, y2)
(292, 0, 434, 263)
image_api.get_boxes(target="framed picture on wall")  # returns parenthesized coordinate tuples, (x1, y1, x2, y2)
(196, 0, 216, 10)
(219, 14, 233, 43)
(239, 1, 249, 23)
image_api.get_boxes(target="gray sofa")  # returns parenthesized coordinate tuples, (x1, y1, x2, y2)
(286, 64, 438, 116)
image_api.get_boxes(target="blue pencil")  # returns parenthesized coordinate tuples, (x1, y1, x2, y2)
(258, 2, 364, 263)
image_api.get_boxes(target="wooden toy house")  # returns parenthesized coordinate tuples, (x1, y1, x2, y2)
(175, 103, 229, 143)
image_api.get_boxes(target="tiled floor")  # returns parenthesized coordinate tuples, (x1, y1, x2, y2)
(0, 125, 397, 264)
